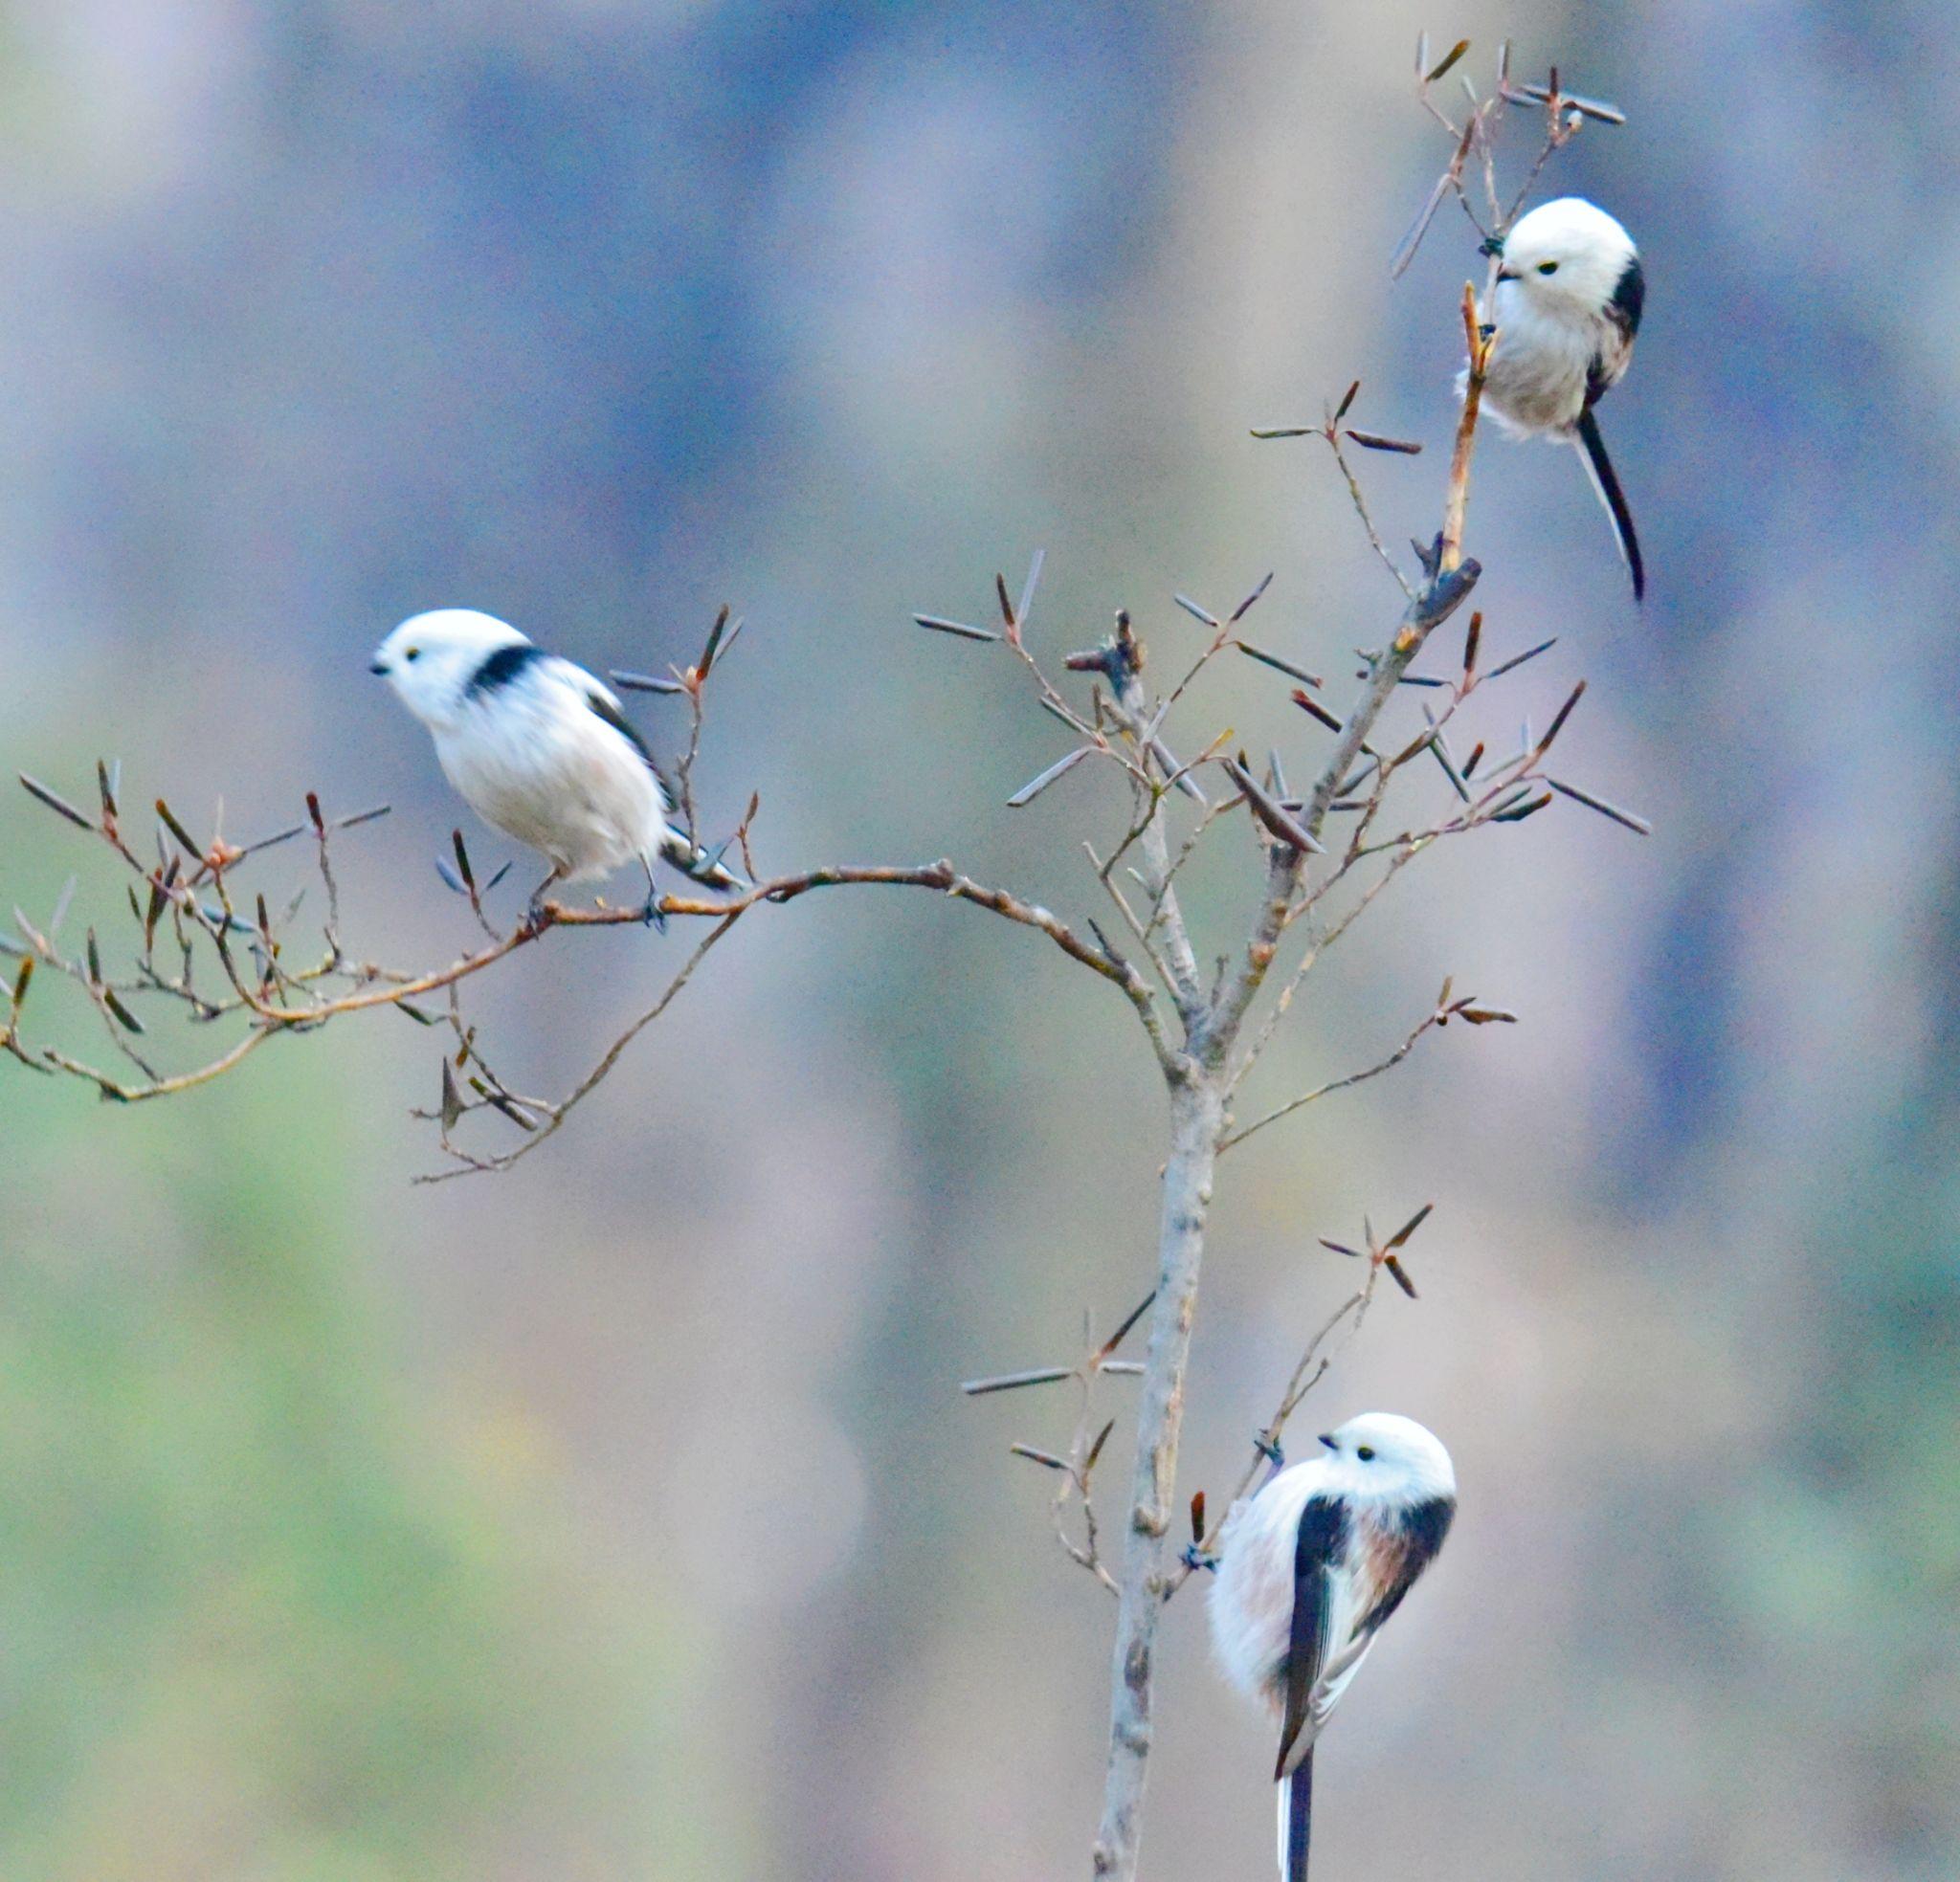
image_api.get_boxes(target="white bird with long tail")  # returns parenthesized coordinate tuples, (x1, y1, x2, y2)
(370, 608, 745, 921)
(1209, 1412, 1457, 1881)
(1475, 195, 1647, 599)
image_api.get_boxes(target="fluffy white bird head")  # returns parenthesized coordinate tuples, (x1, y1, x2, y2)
(1495, 196, 1637, 319)
(369, 609, 530, 728)
(1315, 1412, 1456, 1502)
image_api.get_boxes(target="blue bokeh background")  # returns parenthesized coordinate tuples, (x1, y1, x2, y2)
(3, 4, 1955, 1877)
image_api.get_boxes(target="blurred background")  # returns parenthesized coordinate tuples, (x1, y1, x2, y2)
(2, 1, 1954, 1877)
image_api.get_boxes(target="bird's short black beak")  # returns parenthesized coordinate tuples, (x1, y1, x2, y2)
(1317, 1432, 1338, 1452)
(1496, 267, 1519, 283)
(368, 660, 389, 675)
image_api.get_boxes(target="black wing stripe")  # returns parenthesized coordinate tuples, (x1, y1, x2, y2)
(464, 642, 546, 698)
(1275, 1495, 1348, 1780)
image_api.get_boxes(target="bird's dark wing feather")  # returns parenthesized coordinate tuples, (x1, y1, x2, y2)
(583, 687, 656, 767)
(587, 688, 689, 821)
(1585, 256, 1643, 410)
(1574, 409, 1646, 603)
(463, 641, 546, 699)
(1275, 1495, 1348, 1781)
(1358, 1495, 1457, 1633)
(1609, 254, 1644, 340)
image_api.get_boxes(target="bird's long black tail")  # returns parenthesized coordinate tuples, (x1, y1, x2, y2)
(1573, 408, 1645, 603)
(661, 829, 749, 894)
(1278, 1749, 1313, 1882)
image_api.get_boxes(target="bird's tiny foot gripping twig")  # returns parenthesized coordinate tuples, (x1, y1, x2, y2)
(1180, 1542, 1219, 1575)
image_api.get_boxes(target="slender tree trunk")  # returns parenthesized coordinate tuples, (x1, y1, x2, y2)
(1091, 1065, 1223, 1880)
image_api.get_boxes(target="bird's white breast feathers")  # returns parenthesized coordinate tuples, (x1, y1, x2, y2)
(1210, 1467, 1413, 1742)
(1477, 287, 1620, 437)
(435, 661, 672, 879)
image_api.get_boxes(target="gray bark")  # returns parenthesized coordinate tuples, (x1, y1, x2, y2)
(1090, 1067, 1223, 1880)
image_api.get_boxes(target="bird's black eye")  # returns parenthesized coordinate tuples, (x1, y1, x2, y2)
(404, 647, 421, 662)
(1356, 1446, 1376, 1462)
(1536, 259, 1559, 276)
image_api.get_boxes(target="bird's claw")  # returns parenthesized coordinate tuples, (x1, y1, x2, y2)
(1255, 1433, 1284, 1470)
(1478, 321, 1497, 342)
(640, 893, 668, 933)
(1180, 1543, 1219, 1575)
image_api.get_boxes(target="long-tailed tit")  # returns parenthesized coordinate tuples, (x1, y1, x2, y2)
(1209, 1412, 1457, 1881)
(370, 609, 746, 919)
(1475, 195, 1646, 600)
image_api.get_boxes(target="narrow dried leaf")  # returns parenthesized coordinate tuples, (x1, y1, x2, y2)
(1292, 689, 1344, 735)
(960, 1366, 1076, 1397)
(1236, 642, 1322, 688)
(1532, 679, 1587, 759)
(912, 614, 1001, 644)
(1385, 1203, 1434, 1250)
(1334, 380, 1361, 423)
(1006, 747, 1093, 808)
(155, 799, 200, 853)
(698, 604, 732, 676)
(1223, 756, 1325, 855)
(1345, 429, 1424, 454)
(1174, 593, 1220, 629)
(1425, 36, 1470, 82)
(1229, 571, 1276, 624)
(19, 775, 94, 830)
(439, 1058, 464, 1131)
(1483, 635, 1557, 679)
(1009, 1444, 1071, 1472)
(1389, 169, 1453, 279)
(1016, 550, 1045, 629)
(452, 830, 476, 891)
(1191, 1491, 1207, 1545)
(1547, 777, 1652, 835)
(1249, 425, 1319, 440)
(611, 669, 688, 694)
(236, 819, 309, 859)
(102, 988, 145, 1034)
(1095, 1288, 1159, 1364)
(1492, 790, 1554, 824)
(1083, 1419, 1116, 1475)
